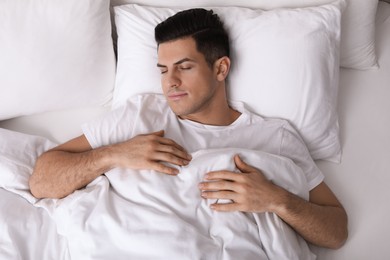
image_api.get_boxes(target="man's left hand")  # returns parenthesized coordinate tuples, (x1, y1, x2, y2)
(198, 154, 284, 213)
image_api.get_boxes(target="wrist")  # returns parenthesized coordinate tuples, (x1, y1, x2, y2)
(268, 186, 295, 216)
(271, 187, 311, 225)
(92, 145, 117, 172)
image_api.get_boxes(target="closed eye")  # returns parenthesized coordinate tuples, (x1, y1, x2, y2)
(157, 67, 167, 74)
(157, 63, 167, 74)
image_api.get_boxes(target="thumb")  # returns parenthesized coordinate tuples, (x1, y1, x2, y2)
(234, 154, 256, 173)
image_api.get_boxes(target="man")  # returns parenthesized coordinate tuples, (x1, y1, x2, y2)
(30, 8, 347, 250)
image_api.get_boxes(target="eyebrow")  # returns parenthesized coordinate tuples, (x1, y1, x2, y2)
(157, 58, 195, 68)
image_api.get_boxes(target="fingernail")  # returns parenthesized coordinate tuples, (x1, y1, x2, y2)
(183, 160, 190, 165)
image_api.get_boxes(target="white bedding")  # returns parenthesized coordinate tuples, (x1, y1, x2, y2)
(0, 188, 69, 260)
(56, 149, 313, 260)
(311, 2, 390, 259)
(0, 131, 314, 260)
(1, 1, 390, 260)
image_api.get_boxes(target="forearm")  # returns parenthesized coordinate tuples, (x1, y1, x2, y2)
(29, 131, 191, 199)
(273, 189, 348, 249)
(30, 146, 114, 199)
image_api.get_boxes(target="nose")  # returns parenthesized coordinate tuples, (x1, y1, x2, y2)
(164, 70, 181, 89)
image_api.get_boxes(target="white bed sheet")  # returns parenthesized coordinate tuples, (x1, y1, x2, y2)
(0, 188, 69, 259)
(1, 2, 390, 259)
(311, 2, 390, 259)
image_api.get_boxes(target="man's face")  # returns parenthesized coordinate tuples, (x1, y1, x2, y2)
(157, 37, 220, 120)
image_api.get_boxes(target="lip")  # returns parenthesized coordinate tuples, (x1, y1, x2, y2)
(167, 91, 188, 101)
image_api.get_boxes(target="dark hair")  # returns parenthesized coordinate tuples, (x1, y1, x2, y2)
(155, 8, 230, 68)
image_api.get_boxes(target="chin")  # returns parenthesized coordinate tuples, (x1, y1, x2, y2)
(169, 106, 191, 118)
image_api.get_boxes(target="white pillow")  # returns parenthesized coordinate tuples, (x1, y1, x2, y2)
(0, 0, 116, 120)
(113, 1, 344, 162)
(111, 0, 378, 70)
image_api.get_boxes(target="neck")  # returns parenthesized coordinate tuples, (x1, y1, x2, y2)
(181, 107, 240, 126)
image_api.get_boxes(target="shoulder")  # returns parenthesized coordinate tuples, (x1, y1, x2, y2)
(231, 99, 292, 132)
(231, 100, 310, 156)
(230, 100, 323, 189)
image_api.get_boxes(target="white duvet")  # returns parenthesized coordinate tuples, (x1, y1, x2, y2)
(0, 129, 315, 260)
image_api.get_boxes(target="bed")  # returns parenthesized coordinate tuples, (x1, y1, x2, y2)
(0, 0, 389, 259)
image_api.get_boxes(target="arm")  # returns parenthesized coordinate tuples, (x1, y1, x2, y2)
(30, 130, 192, 199)
(198, 155, 348, 249)
(277, 181, 348, 249)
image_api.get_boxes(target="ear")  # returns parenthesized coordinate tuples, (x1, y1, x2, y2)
(214, 56, 231, 81)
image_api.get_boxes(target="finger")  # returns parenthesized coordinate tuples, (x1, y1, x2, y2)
(156, 136, 188, 153)
(210, 202, 241, 212)
(153, 151, 190, 166)
(198, 180, 235, 192)
(147, 130, 165, 137)
(234, 155, 258, 173)
(204, 171, 243, 182)
(155, 142, 192, 161)
(149, 134, 191, 160)
(149, 161, 179, 175)
(201, 190, 237, 200)
(143, 130, 184, 152)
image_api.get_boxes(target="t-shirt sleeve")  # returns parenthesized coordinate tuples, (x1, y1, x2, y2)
(280, 122, 324, 191)
(81, 96, 141, 149)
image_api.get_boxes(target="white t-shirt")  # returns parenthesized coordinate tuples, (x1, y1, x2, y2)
(82, 94, 323, 190)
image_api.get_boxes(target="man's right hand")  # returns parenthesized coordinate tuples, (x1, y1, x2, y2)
(110, 130, 192, 175)
(30, 130, 191, 199)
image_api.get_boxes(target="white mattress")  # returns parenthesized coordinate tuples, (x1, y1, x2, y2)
(1, 2, 390, 259)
